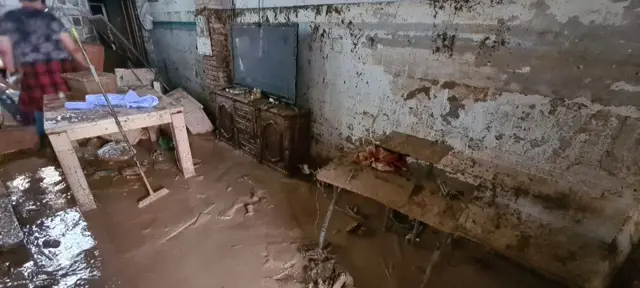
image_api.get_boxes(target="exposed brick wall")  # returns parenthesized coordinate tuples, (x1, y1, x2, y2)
(202, 10, 232, 91)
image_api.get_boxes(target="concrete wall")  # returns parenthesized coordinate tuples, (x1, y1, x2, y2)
(231, 1, 640, 165)
(197, 0, 393, 9)
(142, 0, 204, 96)
(228, 1, 640, 284)
(47, 0, 98, 42)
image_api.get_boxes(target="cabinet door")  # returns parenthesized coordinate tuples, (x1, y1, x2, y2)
(260, 119, 284, 163)
(217, 103, 235, 143)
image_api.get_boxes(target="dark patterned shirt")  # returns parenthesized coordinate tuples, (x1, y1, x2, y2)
(0, 7, 71, 65)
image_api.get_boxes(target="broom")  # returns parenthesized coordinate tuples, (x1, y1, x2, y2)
(69, 28, 169, 208)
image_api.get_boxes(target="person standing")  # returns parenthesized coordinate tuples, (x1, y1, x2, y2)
(0, 0, 88, 149)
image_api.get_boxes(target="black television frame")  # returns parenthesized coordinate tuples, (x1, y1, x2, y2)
(229, 22, 299, 105)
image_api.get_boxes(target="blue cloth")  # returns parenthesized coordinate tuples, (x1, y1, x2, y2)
(85, 90, 159, 108)
(34, 111, 44, 137)
(63, 90, 159, 111)
(64, 101, 94, 110)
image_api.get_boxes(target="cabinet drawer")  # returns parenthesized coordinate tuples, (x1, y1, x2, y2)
(234, 103, 253, 119)
(239, 140, 258, 156)
(238, 132, 256, 144)
(235, 118, 253, 132)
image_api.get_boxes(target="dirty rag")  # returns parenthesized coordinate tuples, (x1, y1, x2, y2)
(86, 90, 159, 108)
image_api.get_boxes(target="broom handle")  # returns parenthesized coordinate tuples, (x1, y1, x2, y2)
(70, 28, 154, 194)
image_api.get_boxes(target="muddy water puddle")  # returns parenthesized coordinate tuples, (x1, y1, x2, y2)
(0, 157, 101, 287)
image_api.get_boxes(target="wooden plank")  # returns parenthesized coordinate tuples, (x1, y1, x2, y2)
(166, 88, 213, 134)
(165, 88, 203, 110)
(64, 111, 173, 140)
(48, 132, 97, 211)
(316, 160, 414, 208)
(170, 112, 196, 178)
(184, 110, 214, 134)
(375, 131, 453, 164)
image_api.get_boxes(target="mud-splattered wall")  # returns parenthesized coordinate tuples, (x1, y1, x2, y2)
(232, 0, 640, 190)
(230, 2, 640, 285)
(196, 0, 394, 9)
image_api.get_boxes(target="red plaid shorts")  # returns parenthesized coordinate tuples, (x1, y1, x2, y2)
(19, 60, 75, 113)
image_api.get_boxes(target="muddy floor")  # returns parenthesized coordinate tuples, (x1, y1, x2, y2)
(0, 135, 609, 287)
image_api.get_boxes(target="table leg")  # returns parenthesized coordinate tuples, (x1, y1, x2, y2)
(148, 126, 159, 143)
(170, 112, 195, 178)
(48, 132, 96, 211)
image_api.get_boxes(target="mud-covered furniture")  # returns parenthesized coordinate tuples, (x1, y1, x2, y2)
(44, 87, 196, 211)
(213, 89, 242, 148)
(316, 131, 627, 288)
(213, 88, 310, 175)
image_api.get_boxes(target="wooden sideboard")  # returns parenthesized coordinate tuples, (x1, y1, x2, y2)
(213, 88, 310, 175)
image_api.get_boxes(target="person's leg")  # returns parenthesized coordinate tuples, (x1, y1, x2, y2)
(34, 111, 47, 149)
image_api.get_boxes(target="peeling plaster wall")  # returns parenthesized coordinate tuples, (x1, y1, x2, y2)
(231, 1, 640, 284)
(196, 0, 394, 9)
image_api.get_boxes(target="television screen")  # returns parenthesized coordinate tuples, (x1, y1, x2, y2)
(230, 23, 298, 104)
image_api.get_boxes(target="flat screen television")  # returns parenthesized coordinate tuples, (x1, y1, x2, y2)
(230, 23, 298, 104)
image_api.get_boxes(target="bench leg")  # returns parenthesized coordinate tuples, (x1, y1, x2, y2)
(319, 186, 341, 249)
(49, 132, 96, 211)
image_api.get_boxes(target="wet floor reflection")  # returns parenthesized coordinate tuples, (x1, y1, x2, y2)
(1, 160, 101, 287)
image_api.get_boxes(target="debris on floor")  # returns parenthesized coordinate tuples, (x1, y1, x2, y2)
(161, 203, 217, 243)
(353, 146, 406, 172)
(300, 245, 355, 288)
(96, 142, 135, 162)
(86, 137, 105, 150)
(0, 191, 23, 248)
(218, 188, 266, 220)
(345, 221, 364, 235)
(89, 169, 117, 180)
(157, 135, 174, 151)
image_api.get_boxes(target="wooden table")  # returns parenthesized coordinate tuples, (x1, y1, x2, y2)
(44, 87, 196, 211)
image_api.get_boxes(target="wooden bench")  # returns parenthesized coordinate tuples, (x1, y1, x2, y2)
(316, 131, 625, 288)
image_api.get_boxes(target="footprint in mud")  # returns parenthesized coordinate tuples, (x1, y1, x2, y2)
(217, 188, 266, 220)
